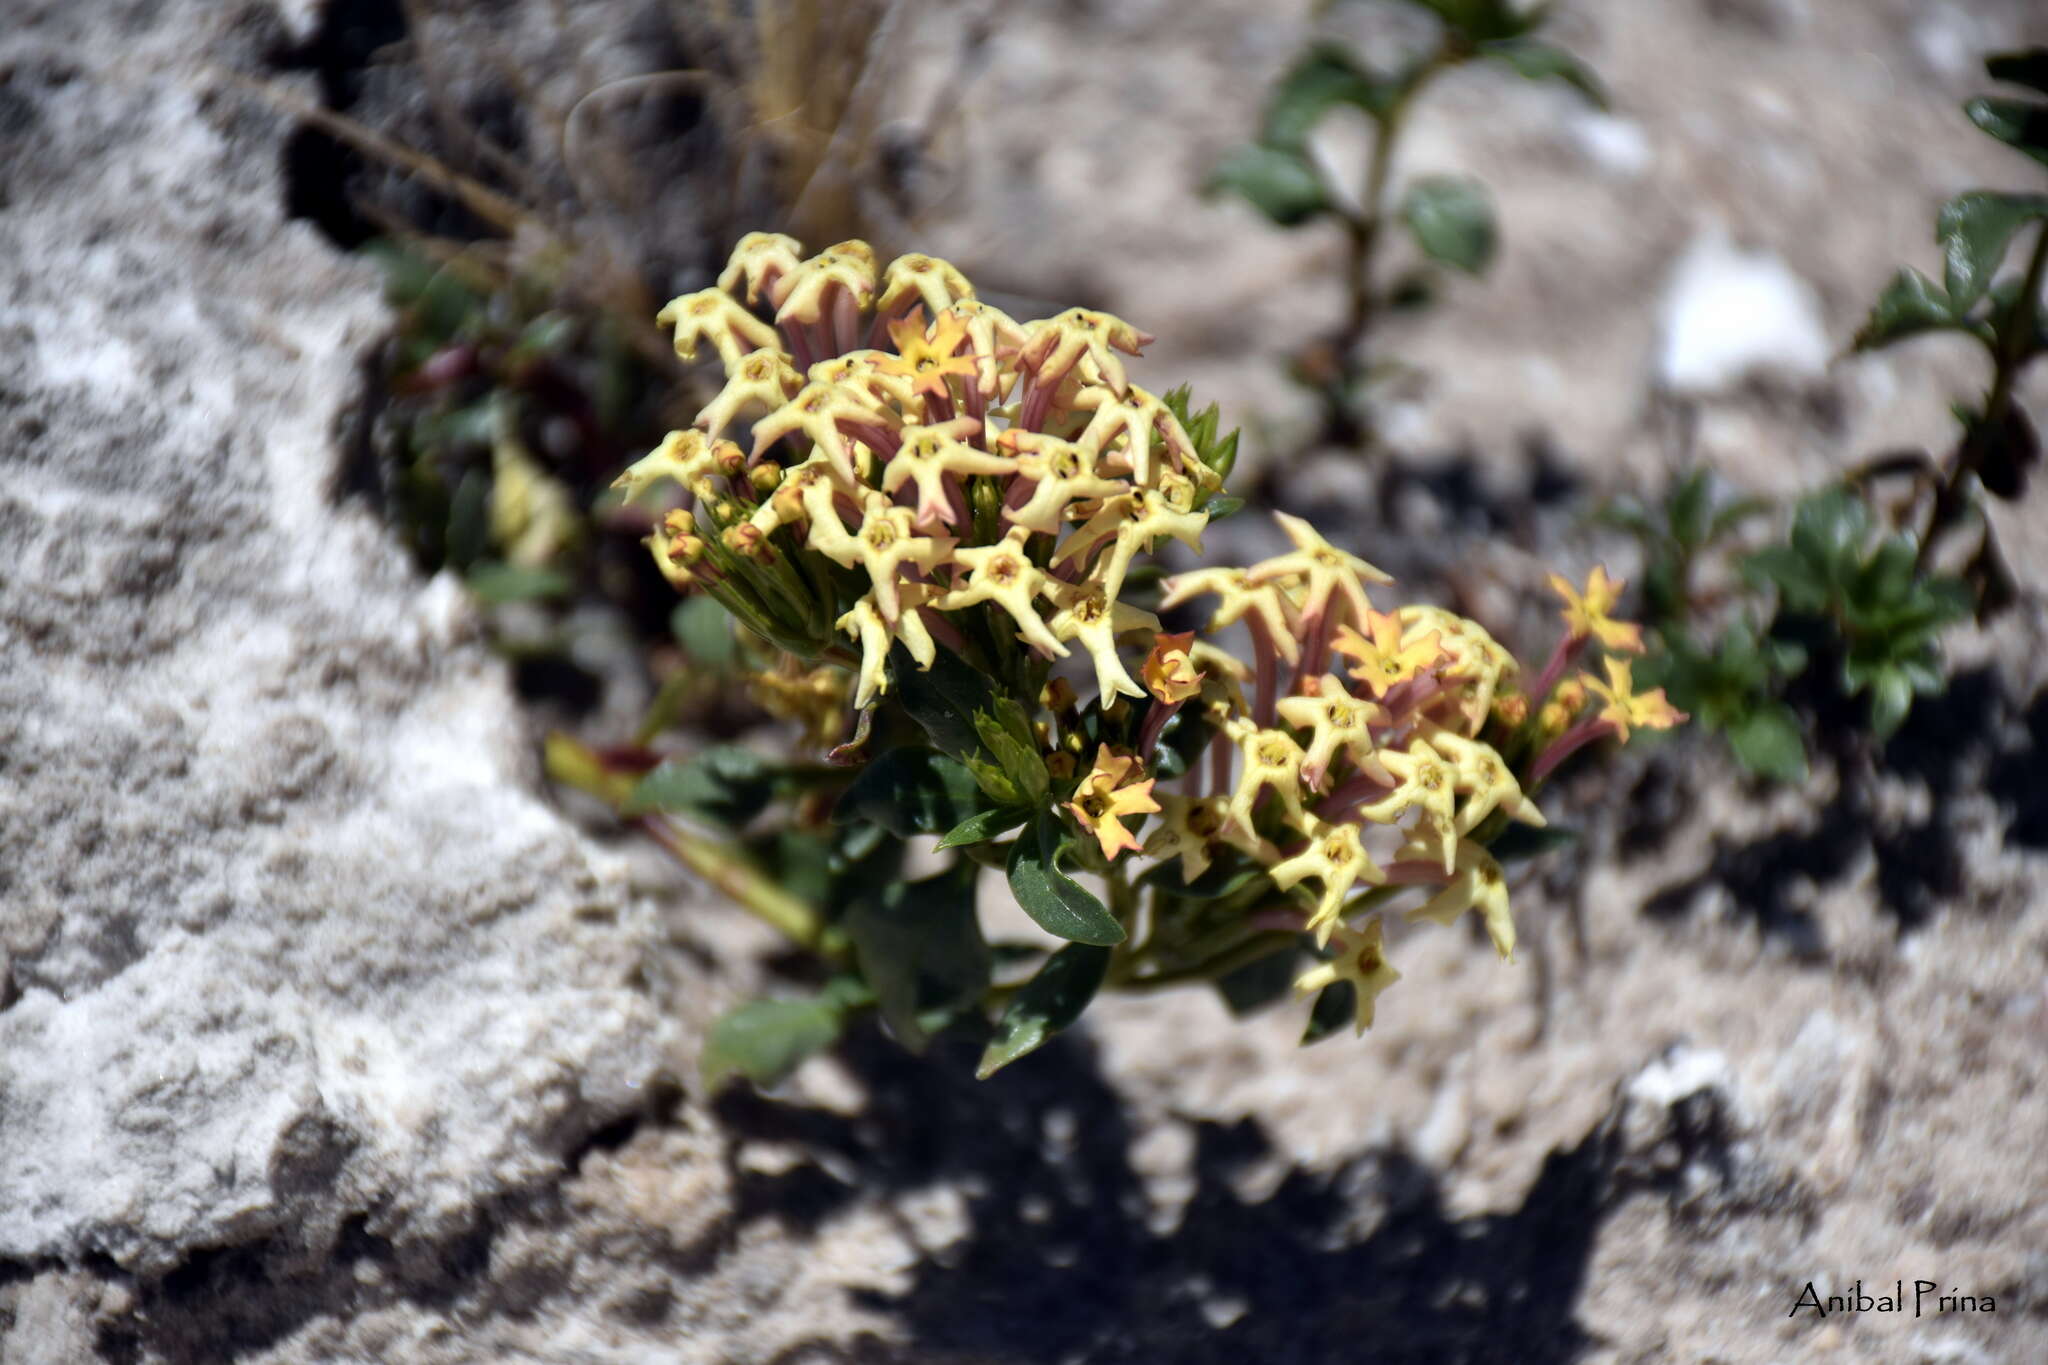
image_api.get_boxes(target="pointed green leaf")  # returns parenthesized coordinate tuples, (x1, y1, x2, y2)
(973, 700, 1049, 801)
(844, 862, 990, 1053)
(1853, 267, 1966, 350)
(1725, 702, 1807, 783)
(1400, 176, 1497, 275)
(1301, 980, 1357, 1045)
(1478, 38, 1608, 108)
(700, 978, 872, 1091)
(1486, 822, 1580, 864)
(1209, 144, 1333, 228)
(1868, 667, 1915, 740)
(938, 805, 1031, 850)
(1262, 44, 1402, 147)
(1966, 96, 2048, 168)
(465, 559, 572, 603)
(890, 642, 998, 759)
(671, 595, 740, 671)
(1987, 48, 2048, 95)
(1215, 946, 1302, 1018)
(1006, 814, 1126, 946)
(624, 745, 779, 825)
(977, 942, 1112, 1077)
(1937, 191, 2048, 312)
(834, 747, 992, 837)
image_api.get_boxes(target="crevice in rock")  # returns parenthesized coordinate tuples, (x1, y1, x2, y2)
(269, 0, 409, 251)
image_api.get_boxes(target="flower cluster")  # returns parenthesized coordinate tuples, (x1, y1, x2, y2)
(616, 235, 1681, 1050)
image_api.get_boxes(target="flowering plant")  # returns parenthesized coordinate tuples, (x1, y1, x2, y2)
(553, 234, 1680, 1085)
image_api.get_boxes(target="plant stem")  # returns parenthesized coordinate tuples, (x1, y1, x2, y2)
(639, 815, 844, 959)
(1114, 930, 1299, 994)
(1918, 220, 2048, 571)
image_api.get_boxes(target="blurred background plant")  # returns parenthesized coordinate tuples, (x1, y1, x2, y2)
(1608, 48, 2045, 786)
(1208, 0, 1604, 451)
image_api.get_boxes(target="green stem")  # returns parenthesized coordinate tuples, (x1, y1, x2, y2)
(1114, 931, 1299, 994)
(1918, 220, 2048, 571)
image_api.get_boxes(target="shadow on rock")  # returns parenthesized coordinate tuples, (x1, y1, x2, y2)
(715, 1022, 1735, 1365)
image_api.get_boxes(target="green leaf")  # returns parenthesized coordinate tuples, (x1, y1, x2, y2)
(844, 861, 990, 1053)
(834, 747, 992, 838)
(1486, 822, 1580, 864)
(1161, 385, 1242, 484)
(977, 942, 1112, 1078)
(1668, 469, 1712, 551)
(1398, 0, 1540, 42)
(1937, 191, 2048, 312)
(1209, 144, 1333, 228)
(671, 595, 739, 671)
(1743, 545, 1829, 614)
(1478, 38, 1608, 108)
(1202, 493, 1247, 520)
(465, 559, 572, 603)
(1867, 666, 1915, 740)
(1853, 267, 1965, 350)
(973, 700, 1050, 801)
(700, 978, 871, 1091)
(1400, 176, 1497, 275)
(1006, 813, 1126, 946)
(1725, 702, 1808, 783)
(891, 643, 998, 760)
(1262, 44, 1402, 147)
(624, 746, 779, 826)
(1987, 48, 2048, 95)
(1215, 946, 1302, 1018)
(938, 805, 1031, 850)
(1300, 980, 1357, 1045)
(445, 469, 490, 570)
(1965, 96, 2048, 168)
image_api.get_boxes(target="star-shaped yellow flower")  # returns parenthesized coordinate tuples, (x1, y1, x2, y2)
(750, 379, 896, 483)
(998, 434, 1128, 537)
(936, 528, 1067, 658)
(656, 288, 784, 368)
(1275, 676, 1389, 791)
(1141, 631, 1203, 705)
(1016, 307, 1154, 397)
(1066, 745, 1161, 861)
(1548, 565, 1644, 654)
(1293, 917, 1402, 1034)
(1069, 382, 1198, 487)
(1247, 512, 1391, 631)
(1579, 657, 1686, 743)
(1158, 568, 1300, 665)
(939, 298, 1027, 401)
(1418, 723, 1546, 836)
(1333, 610, 1442, 699)
(614, 429, 733, 504)
(1043, 582, 1159, 703)
(1224, 718, 1311, 833)
(773, 240, 879, 326)
(881, 420, 1012, 531)
(836, 583, 938, 709)
(877, 253, 976, 320)
(694, 348, 804, 440)
(1268, 817, 1386, 945)
(1355, 737, 1458, 870)
(1050, 486, 1208, 603)
(843, 493, 954, 623)
(1142, 793, 1232, 882)
(1400, 837, 1516, 961)
(876, 308, 980, 405)
(716, 231, 805, 307)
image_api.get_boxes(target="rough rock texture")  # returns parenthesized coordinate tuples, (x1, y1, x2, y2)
(5, 1, 2048, 1363)
(0, 0, 677, 1332)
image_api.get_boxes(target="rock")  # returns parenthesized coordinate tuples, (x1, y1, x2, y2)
(0, 0, 677, 1290)
(1656, 228, 1832, 395)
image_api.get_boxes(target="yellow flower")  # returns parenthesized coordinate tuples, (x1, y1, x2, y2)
(939, 298, 1028, 401)
(1548, 565, 1644, 654)
(1044, 583, 1159, 703)
(614, 429, 730, 504)
(773, 240, 879, 326)
(750, 664, 849, 747)
(750, 379, 896, 483)
(1016, 307, 1153, 397)
(1141, 632, 1203, 705)
(1536, 678, 1588, 736)
(1355, 737, 1458, 871)
(1066, 745, 1161, 861)
(716, 231, 805, 307)
(1224, 718, 1311, 832)
(1069, 382, 1198, 487)
(1268, 817, 1385, 945)
(1418, 724, 1546, 836)
(1333, 610, 1442, 699)
(1142, 793, 1231, 882)
(1400, 837, 1516, 961)
(998, 433, 1127, 536)
(1247, 512, 1391, 630)
(656, 288, 784, 369)
(877, 252, 976, 319)
(1579, 657, 1686, 743)
(936, 528, 1067, 658)
(836, 583, 938, 709)
(1293, 917, 1401, 1034)
(1158, 568, 1300, 664)
(1275, 676, 1389, 791)
(844, 493, 954, 623)
(694, 348, 805, 440)
(1050, 486, 1208, 603)
(876, 308, 981, 404)
(881, 420, 1012, 531)
(1396, 605, 1516, 734)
